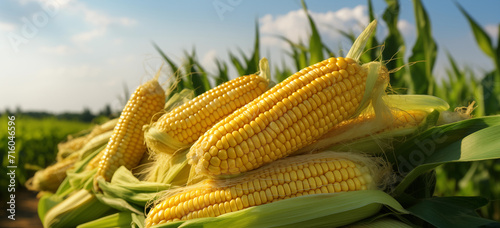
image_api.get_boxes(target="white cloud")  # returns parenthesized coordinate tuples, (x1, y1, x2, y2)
(112, 38, 123, 45)
(397, 20, 415, 38)
(105, 54, 136, 65)
(67, 1, 136, 45)
(0, 21, 16, 32)
(201, 49, 218, 73)
(484, 24, 498, 40)
(35, 64, 104, 83)
(80, 7, 135, 27)
(18, 0, 74, 10)
(259, 5, 369, 48)
(39, 44, 72, 54)
(72, 27, 106, 43)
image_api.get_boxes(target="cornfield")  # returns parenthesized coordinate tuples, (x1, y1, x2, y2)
(17, 0, 500, 227)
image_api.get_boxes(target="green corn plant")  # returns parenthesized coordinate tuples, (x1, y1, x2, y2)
(408, 0, 438, 95)
(229, 21, 260, 76)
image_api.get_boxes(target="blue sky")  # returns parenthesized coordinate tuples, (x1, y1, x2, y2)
(1, 0, 499, 113)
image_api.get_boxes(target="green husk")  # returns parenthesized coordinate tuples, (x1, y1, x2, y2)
(143, 125, 190, 155)
(297, 95, 450, 155)
(98, 166, 171, 208)
(346, 20, 377, 62)
(77, 212, 133, 228)
(383, 94, 449, 112)
(43, 189, 115, 228)
(150, 190, 407, 228)
(142, 148, 190, 185)
(78, 130, 113, 160)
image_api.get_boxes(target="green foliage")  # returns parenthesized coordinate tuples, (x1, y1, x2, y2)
(0, 115, 91, 199)
(301, 0, 324, 65)
(382, 0, 407, 90)
(408, 0, 437, 95)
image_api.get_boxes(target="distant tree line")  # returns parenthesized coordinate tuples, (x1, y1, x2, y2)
(1, 104, 117, 123)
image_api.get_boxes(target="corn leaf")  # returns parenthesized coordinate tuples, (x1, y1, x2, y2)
(185, 50, 210, 96)
(152, 42, 185, 94)
(301, 0, 323, 65)
(481, 71, 500, 116)
(43, 189, 115, 228)
(348, 217, 413, 228)
(38, 193, 62, 225)
(408, 0, 437, 95)
(407, 196, 500, 227)
(382, 0, 407, 89)
(95, 191, 143, 215)
(151, 190, 407, 228)
(248, 20, 260, 74)
(278, 35, 308, 72)
(132, 213, 146, 228)
(96, 167, 171, 212)
(360, 0, 379, 63)
(214, 59, 229, 85)
(392, 116, 500, 196)
(229, 51, 246, 76)
(228, 21, 260, 76)
(77, 212, 132, 228)
(456, 3, 495, 59)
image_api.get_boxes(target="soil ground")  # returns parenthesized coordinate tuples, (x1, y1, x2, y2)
(1, 190, 43, 228)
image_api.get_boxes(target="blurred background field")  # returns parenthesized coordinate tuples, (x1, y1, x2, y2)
(1, 0, 499, 223)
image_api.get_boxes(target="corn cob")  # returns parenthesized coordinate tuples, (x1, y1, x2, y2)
(145, 152, 385, 227)
(144, 58, 270, 155)
(328, 109, 429, 140)
(294, 94, 451, 154)
(94, 76, 165, 189)
(188, 57, 389, 176)
(56, 118, 118, 161)
(296, 109, 428, 154)
(85, 148, 106, 171)
(57, 136, 88, 161)
(25, 153, 79, 193)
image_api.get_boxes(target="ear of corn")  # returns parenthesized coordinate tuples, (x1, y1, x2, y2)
(94, 76, 166, 190)
(296, 95, 451, 154)
(145, 152, 389, 227)
(25, 152, 80, 193)
(147, 190, 406, 228)
(56, 118, 118, 161)
(144, 58, 270, 156)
